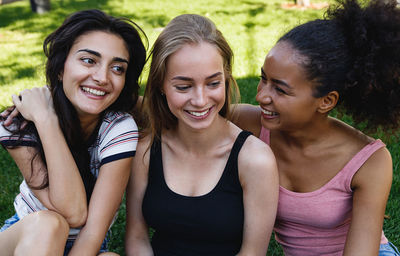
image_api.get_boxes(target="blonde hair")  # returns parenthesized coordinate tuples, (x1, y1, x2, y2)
(143, 14, 239, 140)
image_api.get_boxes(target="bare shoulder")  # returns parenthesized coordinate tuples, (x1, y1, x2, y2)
(237, 135, 278, 183)
(352, 144, 392, 190)
(231, 104, 262, 137)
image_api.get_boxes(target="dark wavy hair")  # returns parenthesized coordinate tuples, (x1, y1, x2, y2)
(278, 0, 400, 131)
(2, 9, 147, 202)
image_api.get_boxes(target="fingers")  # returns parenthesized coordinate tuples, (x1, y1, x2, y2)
(4, 87, 53, 126)
(11, 94, 22, 107)
(0, 106, 14, 118)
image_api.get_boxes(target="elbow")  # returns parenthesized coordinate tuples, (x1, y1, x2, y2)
(65, 206, 88, 228)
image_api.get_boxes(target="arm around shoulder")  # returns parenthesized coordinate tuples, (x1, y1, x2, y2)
(231, 104, 262, 137)
(125, 136, 154, 256)
(237, 136, 279, 255)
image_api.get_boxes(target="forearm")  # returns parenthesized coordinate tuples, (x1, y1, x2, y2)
(68, 222, 109, 256)
(69, 159, 132, 254)
(125, 227, 154, 256)
(125, 233, 153, 256)
(35, 114, 87, 224)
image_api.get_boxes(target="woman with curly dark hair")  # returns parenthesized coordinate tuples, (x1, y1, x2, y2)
(0, 9, 146, 255)
(234, 0, 400, 255)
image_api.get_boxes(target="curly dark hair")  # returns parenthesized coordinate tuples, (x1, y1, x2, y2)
(278, 0, 400, 131)
(1, 9, 147, 201)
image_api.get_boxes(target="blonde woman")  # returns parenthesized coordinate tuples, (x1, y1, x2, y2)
(125, 14, 279, 256)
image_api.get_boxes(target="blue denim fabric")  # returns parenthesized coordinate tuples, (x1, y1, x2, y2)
(380, 242, 400, 256)
(63, 230, 110, 255)
(1, 212, 110, 254)
(0, 213, 20, 232)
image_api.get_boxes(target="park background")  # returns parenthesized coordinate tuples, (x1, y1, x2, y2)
(0, 0, 399, 255)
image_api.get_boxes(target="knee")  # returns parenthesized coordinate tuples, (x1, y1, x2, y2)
(14, 211, 69, 256)
(24, 210, 69, 238)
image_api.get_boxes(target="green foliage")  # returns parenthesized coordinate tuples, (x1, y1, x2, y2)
(0, 1, 398, 256)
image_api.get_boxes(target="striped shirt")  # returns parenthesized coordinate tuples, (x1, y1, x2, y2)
(0, 111, 138, 238)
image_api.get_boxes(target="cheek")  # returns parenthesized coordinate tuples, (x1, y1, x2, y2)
(255, 84, 266, 103)
(115, 79, 126, 94)
(165, 93, 185, 111)
(215, 86, 226, 102)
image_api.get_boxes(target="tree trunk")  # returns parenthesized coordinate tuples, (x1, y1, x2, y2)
(30, 0, 50, 14)
(295, 0, 310, 7)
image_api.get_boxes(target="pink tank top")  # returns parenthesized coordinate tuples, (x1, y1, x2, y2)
(259, 127, 388, 256)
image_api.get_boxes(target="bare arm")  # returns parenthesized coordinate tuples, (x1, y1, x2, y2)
(343, 147, 392, 256)
(125, 137, 154, 256)
(231, 104, 262, 137)
(237, 136, 279, 255)
(68, 157, 133, 255)
(10, 87, 87, 227)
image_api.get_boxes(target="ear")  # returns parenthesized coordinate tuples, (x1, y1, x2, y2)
(58, 72, 63, 82)
(317, 91, 339, 114)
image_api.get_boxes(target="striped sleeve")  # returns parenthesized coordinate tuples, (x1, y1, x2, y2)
(98, 112, 138, 166)
(0, 122, 36, 147)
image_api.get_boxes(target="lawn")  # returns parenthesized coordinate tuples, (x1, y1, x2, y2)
(0, 0, 398, 255)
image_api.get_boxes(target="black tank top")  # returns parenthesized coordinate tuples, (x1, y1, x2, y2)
(142, 131, 252, 256)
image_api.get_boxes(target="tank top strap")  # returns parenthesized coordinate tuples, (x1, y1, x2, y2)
(342, 139, 386, 191)
(149, 137, 163, 182)
(224, 131, 252, 172)
(259, 126, 270, 145)
(231, 131, 252, 157)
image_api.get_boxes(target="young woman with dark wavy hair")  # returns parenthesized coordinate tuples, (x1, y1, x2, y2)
(0, 9, 146, 255)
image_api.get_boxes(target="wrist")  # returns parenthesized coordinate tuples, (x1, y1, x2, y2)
(34, 113, 59, 131)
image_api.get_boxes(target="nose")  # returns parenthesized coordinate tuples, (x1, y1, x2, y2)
(191, 86, 207, 107)
(256, 81, 272, 105)
(92, 64, 109, 86)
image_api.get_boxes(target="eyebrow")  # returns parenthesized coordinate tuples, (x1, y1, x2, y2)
(77, 49, 129, 64)
(171, 72, 223, 81)
(261, 67, 291, 89)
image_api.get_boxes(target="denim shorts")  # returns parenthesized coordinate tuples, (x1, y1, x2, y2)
(380, 242, 400, 256)
(0, 213, 20, 232)
(1, 213, 110, 254)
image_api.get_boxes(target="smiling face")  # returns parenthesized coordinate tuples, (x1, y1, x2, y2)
(256, 42, 321, 131)
(62, 31, 129, 122)
(163, 42, 226, 131)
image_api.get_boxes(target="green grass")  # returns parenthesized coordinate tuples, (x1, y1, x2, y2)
(0, 0, 398, 255)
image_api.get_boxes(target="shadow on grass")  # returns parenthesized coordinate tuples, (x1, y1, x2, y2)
(0, 58, 43, 85)
(0, 0, 110, 35)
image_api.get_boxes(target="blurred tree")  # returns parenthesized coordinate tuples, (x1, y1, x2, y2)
(295, 0, 310, 7)
(30, 0, 50, 14)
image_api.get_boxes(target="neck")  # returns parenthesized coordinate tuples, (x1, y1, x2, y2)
(275, 116, 334, 149)
(170, 115, 230, 153)
(79, 114, 100, 140)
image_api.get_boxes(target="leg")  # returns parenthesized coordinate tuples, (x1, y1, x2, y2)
(98, 253, 120, 256)
(0, 210, 69, 256)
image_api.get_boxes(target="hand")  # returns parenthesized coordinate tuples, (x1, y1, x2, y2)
(0, 106, 20, 127)
(12, 87, 56, 124)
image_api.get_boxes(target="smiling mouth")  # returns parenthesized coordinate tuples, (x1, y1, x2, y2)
(186, 108, 210, 117)
(81, 86, 106, 96)
(261, 108, 278, 116)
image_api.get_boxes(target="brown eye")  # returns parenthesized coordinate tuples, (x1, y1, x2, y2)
(81, 57, 95, 64)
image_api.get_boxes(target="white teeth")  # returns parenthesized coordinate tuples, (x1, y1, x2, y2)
(188, 109, 209, 117)
(82, 87, 106, 96)
(262, 109, 277, 116)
